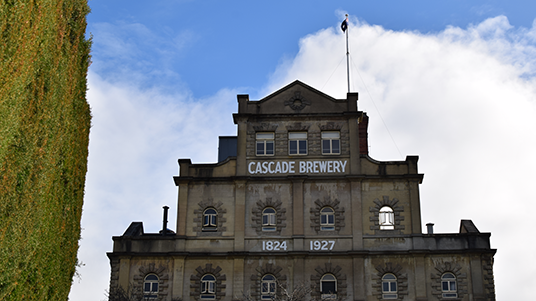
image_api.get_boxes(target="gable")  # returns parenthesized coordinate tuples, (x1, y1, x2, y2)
(241, 80, 354, 115)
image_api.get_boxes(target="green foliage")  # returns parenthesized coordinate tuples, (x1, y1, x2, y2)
(0, 0, 91, 300)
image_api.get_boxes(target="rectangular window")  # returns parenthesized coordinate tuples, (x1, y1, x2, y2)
(321, 282, 336, 294)
(383, 294, 397, 299)
(256, 133, 274, 156)
(203, 215, 217, 227)
(262, 214, 276, 226)
(202, 282, 215, 294)
(320, 215, 335, 225)
(322, 132, 340, 155)
(289, 132, 307, 155)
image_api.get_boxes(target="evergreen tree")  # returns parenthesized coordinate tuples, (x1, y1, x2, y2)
(0, 0, 91, 299)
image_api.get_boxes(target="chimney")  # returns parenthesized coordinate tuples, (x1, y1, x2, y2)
(359, 113, 369, 155)
(162, 206, 169, 235)
(426, 223, 434, 234)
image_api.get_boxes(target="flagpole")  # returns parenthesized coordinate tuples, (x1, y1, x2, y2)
(345, 14, 350, 93)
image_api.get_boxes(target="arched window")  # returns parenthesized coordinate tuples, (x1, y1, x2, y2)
(143, 274, 159, 299)
(320, 207, 335, 231)
(379, 206, 394, 230)
(203, 208, 217, 231)
(262, 208, 276, 231)
(320, 274, 337, 299)
(201, 274, 216, 299)
(441, 273, 457, 298)
(382, 273, 397, 299)
(261, 274, 277, 300)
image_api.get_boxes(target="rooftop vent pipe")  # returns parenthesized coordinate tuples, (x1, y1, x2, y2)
(426, 223, 434, 234)
(162, 206, 169, 235)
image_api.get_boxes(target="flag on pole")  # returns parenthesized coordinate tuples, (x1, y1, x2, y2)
(341, 16, 348, 32)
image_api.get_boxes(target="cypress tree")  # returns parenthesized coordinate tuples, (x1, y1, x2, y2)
(0, 0, 91, 299)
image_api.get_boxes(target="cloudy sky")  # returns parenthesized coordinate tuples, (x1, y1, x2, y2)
(70, 1, 536, 300)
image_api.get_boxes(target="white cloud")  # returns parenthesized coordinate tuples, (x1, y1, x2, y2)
(69, 72, 237, 301)
(71, 16, 536, 300)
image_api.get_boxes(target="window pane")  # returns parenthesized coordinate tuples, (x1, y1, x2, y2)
(209, 282, 215, 293)
(153, 283, 158, 292)
(257, 133, 274, 139)
(257, 142, 264, 155)
(321, 215, 327, 224)
(322, 132, 339, 138)
(332, 140, 340, 153)
(322, 282, 336, 294)
(391, 282, 396, 292)
(323, 275, 335, 281)
(299, 140, 307, 154)
(328, 215, 334, 224)
(387, 212, 394, 224)
(269, 283, 276, 293)
(269, 215, 276, 225)
(289, 132, 307, 139)
(266, 142, 274, 155)
(442, 282, 449, 291)
(450, 282, 456, 291)
(379, 206, 393, 213)
(144, 283, 151, 292)
(262, 215, 268, 225)
(210, 215, 216, 226)
(322, 140, 331, 154)
(382, 282, 389, 292)
(289, 140, 297, 154)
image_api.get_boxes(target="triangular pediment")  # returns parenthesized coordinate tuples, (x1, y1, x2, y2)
(243, 80, 351, 115)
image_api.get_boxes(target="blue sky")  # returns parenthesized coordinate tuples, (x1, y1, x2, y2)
(71, 1, 536, 300)
(87, 0, 536, 98)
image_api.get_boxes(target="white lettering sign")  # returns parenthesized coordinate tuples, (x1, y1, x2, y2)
(310, 240, 335, 251)
(248, 160, 347, 175)
(262, 240, 288, 251)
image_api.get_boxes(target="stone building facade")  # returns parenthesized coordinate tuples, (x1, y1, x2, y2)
(107, 81, 496, 301)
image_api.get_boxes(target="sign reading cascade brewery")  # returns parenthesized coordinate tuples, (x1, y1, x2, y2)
(248, 159, 348, 175)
